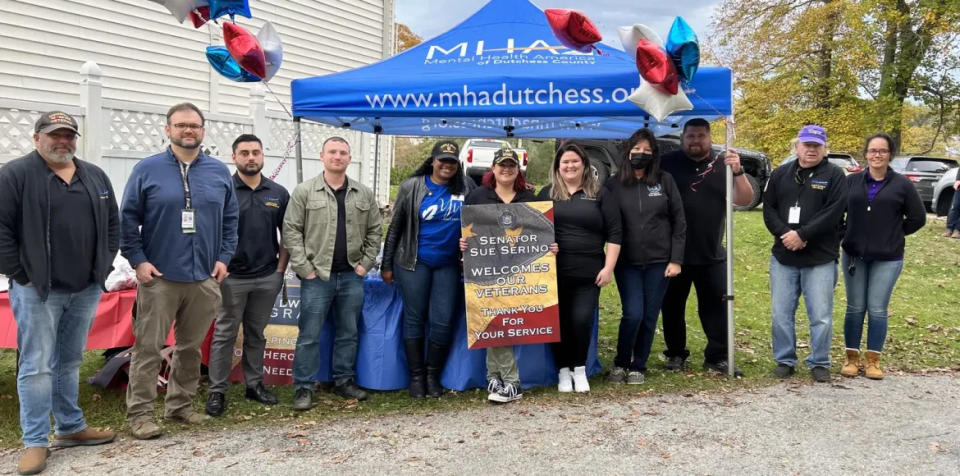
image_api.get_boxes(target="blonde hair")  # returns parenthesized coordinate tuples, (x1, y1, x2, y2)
(550, 144, 598, 200)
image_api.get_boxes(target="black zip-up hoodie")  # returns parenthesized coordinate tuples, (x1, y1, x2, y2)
(604, 172, 686, 266)
(842, 169, 926, 260)
(763, 159, 847, 267)
(0, 151, 119, 301)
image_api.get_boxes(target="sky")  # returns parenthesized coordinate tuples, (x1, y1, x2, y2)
(395, 0, 722, 52)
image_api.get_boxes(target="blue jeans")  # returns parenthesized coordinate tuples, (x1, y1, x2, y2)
(947, 188, 960, 230)
(769, 257, 837, 368)
(614, 263, 669, 372)
(292, 271, 364, 390)
(394, 262, 459, 344)
(841, 252, 902, 352)
(9, 281, 102, 447)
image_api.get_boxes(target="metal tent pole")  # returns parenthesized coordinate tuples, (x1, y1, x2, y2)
(725, 110, 736, 378)
(294, 117, 303, 184)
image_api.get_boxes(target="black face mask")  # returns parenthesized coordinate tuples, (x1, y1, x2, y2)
(630, 152, 654, 169)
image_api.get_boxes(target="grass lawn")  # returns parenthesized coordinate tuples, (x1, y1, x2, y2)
(0, 210, 957, 447)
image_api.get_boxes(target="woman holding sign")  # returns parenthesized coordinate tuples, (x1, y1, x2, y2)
(461, 148, 542, 404)
(382, 140, 475, 398)
(604, 128, 686, 385)
(537, 144, 622, 393)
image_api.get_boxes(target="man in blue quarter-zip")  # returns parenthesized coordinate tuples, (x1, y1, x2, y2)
(0, 111, 119, 475)
(120, 103, 239, 440)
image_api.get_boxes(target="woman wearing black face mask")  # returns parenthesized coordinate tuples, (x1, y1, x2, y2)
(603, 128, 686, 385)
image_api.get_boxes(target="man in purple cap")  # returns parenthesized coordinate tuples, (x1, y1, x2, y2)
(762, 125, 848, 383)
(0, 111, 119, 474)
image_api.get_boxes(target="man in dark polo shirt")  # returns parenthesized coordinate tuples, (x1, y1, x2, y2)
(658, 118, 754, 375)
(206, 134, 290, 416)
(0, 111, 119, 474)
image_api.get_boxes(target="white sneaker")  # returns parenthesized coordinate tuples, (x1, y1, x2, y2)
(488, 382, 522, 403)
(557, 368, 573, 393)
(572, 366, 590, 393)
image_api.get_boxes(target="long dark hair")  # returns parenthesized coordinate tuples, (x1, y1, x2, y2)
(408, 156, 468, 195)
(481, 168, 529, 192)
(617, 128, 661, 187)
(862, 133, 897, 158)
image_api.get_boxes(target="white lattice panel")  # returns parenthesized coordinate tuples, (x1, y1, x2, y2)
(0, 108, 42, 158)
(106, 109, 166, 153)
(203, 119, 251, 158)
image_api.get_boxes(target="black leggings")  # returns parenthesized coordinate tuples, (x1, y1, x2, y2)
(552, 275, 600, 369)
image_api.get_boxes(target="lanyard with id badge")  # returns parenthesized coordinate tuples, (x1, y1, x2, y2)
(789, 166, 813, 225)
(179, 161, 196, 233)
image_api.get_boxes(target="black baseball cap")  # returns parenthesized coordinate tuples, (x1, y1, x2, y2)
(493, 148, 519, 165)
(431, 140, 460, 161)
(35, 111, 81, 136)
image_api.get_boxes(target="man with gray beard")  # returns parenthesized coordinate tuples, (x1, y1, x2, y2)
(0, 111, 119, 475)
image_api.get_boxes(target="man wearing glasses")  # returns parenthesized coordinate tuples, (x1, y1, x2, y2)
(0, 112, 119, 474)
(658, 118, 754, 376)
(120, 103, 239, 439)
(762, 125, 847, 383)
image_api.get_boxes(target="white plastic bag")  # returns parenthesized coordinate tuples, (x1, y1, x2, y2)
(105, 255, 138, 292)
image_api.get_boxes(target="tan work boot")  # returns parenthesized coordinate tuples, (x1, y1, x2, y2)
(840, 348, 861, 377)
(864, 351, 884, 380)
(165, 410, 210, 425)
(951, 230, 960, 239)
(17, 447, 49, 475)
(129, 419, 162, 440)
(943, 229, 953, 237)
(52, 427, 116, 447)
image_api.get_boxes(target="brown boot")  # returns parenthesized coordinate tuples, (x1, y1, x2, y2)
(840, 348, 860, 377)
(951, 230, 960, 239)
(52, 427, 116, 447)
(17, 447, 49, 475)
(943, 229, 953, 237)
(864, 350, 883, 380)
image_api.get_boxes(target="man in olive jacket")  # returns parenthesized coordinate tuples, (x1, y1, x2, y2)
(283, 137, 382, 409)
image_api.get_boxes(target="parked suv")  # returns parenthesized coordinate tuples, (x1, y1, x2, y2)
(559, 134, 773, 210)
(932, 167, 958, 217)
(889, 156, 958, 211)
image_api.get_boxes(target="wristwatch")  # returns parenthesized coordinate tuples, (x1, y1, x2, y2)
(732, 168, 745, 176)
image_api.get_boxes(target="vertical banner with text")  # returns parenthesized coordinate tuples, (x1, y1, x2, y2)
(461, 201, 560, 349)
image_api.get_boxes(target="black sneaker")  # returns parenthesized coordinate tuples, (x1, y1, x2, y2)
(773, 364, 795, 379)
(811, 366, 831, 383)
(665, 356, 687, 371)
(292, 388, 313, 411)
(703, 360, 744, 377)
(205, 391, 225, 417)
(333, 381, 369, 401)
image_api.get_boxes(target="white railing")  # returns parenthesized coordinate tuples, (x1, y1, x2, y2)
(0, 62, 393, 204)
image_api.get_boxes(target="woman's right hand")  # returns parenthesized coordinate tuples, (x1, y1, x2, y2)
(459, 237, 468, 251)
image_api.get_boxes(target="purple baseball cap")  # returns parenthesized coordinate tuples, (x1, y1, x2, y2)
(797, 125, 827, 145)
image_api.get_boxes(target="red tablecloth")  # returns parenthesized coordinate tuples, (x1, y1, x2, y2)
(0, 289, 173, 349)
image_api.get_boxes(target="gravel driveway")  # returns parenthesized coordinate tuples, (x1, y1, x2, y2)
(2, 373, 957, 475)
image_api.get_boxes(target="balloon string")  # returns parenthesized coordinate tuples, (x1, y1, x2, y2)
(263, 82, 293, 118)
(268, 130, 299, 180)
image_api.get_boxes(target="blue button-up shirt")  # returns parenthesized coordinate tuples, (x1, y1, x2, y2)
(120, 148, 239, 282)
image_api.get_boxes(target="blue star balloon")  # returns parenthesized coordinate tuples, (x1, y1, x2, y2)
(665, 16, 700, 84)
(208, 0, 251, 20)
(206, 46, 260, 82)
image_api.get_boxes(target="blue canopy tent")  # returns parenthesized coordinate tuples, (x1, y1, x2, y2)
(289, 0, 739, 377)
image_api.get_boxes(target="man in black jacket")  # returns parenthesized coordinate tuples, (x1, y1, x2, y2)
(0, 111, 119, 474)
(763, 125, 847, 383)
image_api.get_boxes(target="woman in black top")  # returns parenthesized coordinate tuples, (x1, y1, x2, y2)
(840, 133, 925, 380)
(537, 144, 621, 393)
(604, 128, 686, 385)
(460, 148, 542, 404)
(382, 140, 475, 398)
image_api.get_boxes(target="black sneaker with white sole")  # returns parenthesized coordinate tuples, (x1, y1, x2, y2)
(703, 360, 744, 377)
(488, 382, 522, 403)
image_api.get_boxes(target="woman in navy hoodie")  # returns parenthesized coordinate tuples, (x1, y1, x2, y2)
(840, 133, 926, 380)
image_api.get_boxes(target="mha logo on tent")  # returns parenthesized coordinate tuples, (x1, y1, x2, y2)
(425, 39, 596, 66)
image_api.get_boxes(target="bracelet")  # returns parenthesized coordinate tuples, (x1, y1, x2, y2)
(732, 169, 745, 176)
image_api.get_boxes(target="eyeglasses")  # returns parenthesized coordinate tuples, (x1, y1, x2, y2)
(866, 149, 890, 155)
(172, 123, 204, 130)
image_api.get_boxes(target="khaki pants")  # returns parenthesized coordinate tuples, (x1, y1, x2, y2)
(126, 277, 220, 421)
(486, 346, 519, 387)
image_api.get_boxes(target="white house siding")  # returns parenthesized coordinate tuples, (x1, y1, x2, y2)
(0, 0, 396, 202)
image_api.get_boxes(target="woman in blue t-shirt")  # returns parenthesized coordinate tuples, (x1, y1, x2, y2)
(382, 140, 475, 398)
